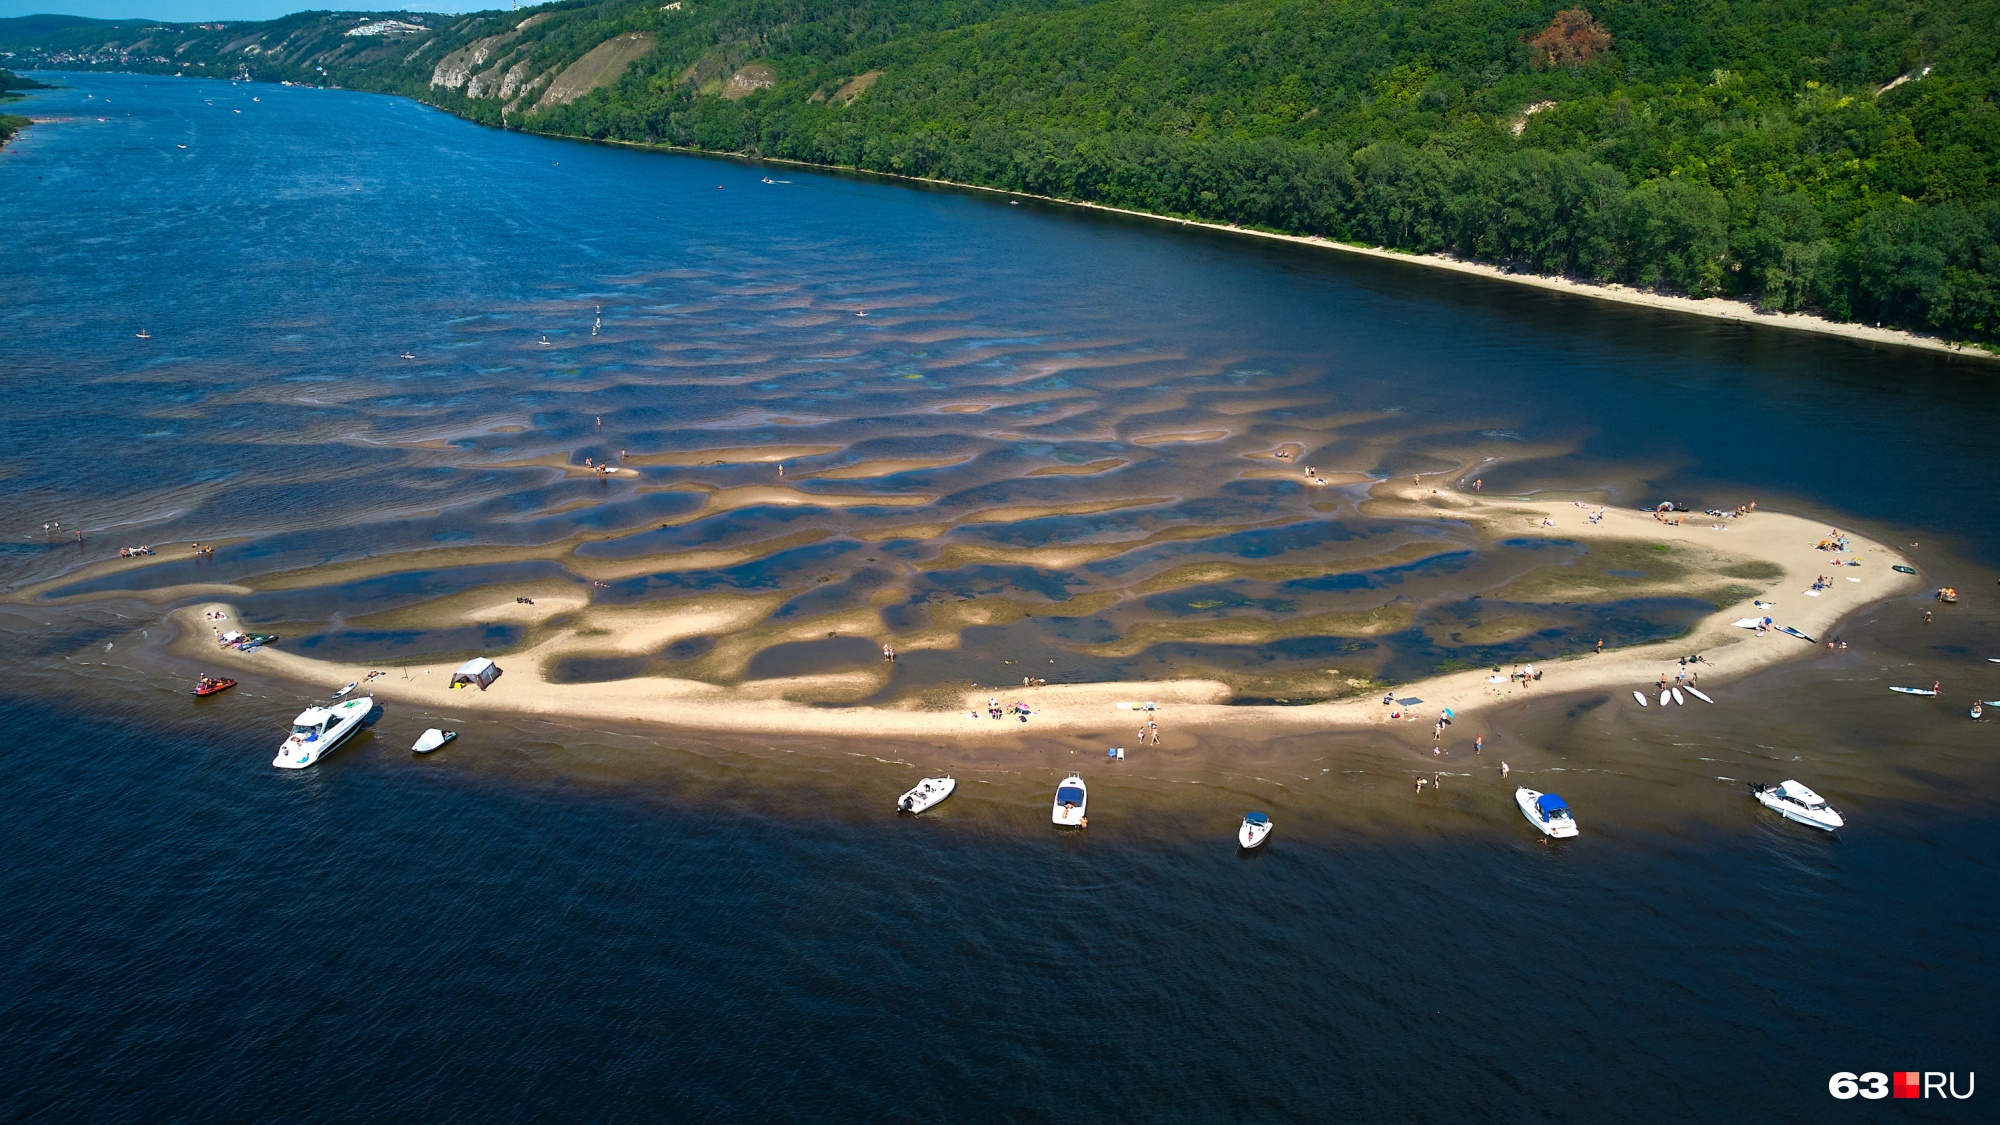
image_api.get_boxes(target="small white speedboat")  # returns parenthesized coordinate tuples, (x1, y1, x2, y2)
(1515, 787, 1579, 838)
(1052, 774, 1087, 827)
(412, 728, 456, 754)
(1751, 780, 1844, 831)
(274, 697, 372, 769)
(897, 776, 955, 813)
(1238, 811, 1272, 849)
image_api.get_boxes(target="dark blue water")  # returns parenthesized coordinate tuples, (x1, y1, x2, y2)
(3, 74, 1998, 1119)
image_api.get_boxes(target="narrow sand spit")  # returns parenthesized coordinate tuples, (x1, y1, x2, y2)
(174, 478, 1920, 740)
(795, 456, 973, 479)
(1130, 429, 1229, 446)
(629, 444, 842, 466)
(1026, 458, 1128, 476)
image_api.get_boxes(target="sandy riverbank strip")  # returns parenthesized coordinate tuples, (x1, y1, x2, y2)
(170, 478, 1922, 740)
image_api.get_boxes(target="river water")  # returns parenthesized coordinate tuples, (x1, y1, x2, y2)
(1, 73, 1994, 1120)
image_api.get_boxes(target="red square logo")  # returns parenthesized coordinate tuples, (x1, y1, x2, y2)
(1894, 1072, 1921, 1099)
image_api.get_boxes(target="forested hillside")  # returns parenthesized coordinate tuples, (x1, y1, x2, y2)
(0, 65, 49, 146)
(4, 0, 1996, 344)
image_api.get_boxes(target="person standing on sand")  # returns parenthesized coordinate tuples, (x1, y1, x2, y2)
(1501, 761, 1511, 777)
(1416, 777, 1427, 793)
(1597, 638, 1604, 654)
(777, 463, 784, 478)
(1475, 734, 1484, 755)
(1149, 720, 1159, 745)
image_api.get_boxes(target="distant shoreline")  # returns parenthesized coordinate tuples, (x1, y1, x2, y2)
(583, 137, 1997, 364)
(19, 68, 1992, 360)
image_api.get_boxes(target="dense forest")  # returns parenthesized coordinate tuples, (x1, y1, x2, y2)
(3, 0, 1996, 344)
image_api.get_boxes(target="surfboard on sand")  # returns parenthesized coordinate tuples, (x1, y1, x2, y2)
(1890, 686, 1938, 696)
(1779, 626, 1816, 642)
(1685, 687, 1715, 704)
(1659, 689, 1672, 706)
(1672, 687, 1685, 705)
(1633, 691, 1648, 707)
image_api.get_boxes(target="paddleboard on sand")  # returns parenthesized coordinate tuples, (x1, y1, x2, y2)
(1779, 626, 1816, 642)
(331, 682, 357, 700)
(1890, 686, 1938, 696)
(1685, 687, 1715, 704)
(1633, 691, 1648, 707)
(1893, 565, 1917, 575)
(1659, 689, 1672, 706)
(1672, 687, 1686, 705)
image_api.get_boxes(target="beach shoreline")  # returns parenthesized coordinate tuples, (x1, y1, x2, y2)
(162, 477, 1925, 741)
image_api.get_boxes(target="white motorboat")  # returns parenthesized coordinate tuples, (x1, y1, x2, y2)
(1238, 811, 1272, 849)
(273, 697, 372, 769)
(1751, 780, 1844, 831)
(1052, 774, 1088, 827)
(897, 776, 955, 814)
(1515, 787, 1579, 838)
(412, 727, 456, 754)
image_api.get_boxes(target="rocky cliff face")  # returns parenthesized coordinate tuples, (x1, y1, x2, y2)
(429, 13, 548, 93)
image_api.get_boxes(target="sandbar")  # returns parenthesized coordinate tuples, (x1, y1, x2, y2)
(169, 475, 1920, 741)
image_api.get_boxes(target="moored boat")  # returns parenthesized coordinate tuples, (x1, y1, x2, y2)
(1238, 811, 1272, 849)
(897, 776, 955, 813)
(1750, 780, 1844, 831)
(1515, 787, 1579, 838)
(1052, 774, 1088, 827)
(412, 727, 456, 754)
(273, 697, 372, 769)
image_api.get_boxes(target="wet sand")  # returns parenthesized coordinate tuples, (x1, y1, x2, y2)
(166, 477, 1920, 740)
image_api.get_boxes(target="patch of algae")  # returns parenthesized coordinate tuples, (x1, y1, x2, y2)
(1126, 541, 1448, 595)
(1486, 540, 1695, 603)
(1078, 604, 1416, 658)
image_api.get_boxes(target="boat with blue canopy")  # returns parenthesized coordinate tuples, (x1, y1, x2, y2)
(1051, 774, 1087, 827)
(1515, 787, 1579, 838)
(1238, 811, 1272, 849)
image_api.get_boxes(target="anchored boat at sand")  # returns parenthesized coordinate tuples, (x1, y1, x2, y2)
(274, 697, 372, 769)
(1052, 774, 1087, 827)
(1750, 780, 1844, 831)
(1515, 787, 1578, 838)
(897, 776, 954, 813)
(1238, 811, 1272, 849)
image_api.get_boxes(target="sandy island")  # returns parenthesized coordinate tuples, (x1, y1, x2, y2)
(168, 476, 1922, 739)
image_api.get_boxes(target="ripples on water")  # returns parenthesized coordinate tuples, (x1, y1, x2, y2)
(1, 74, 1997, 1117)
